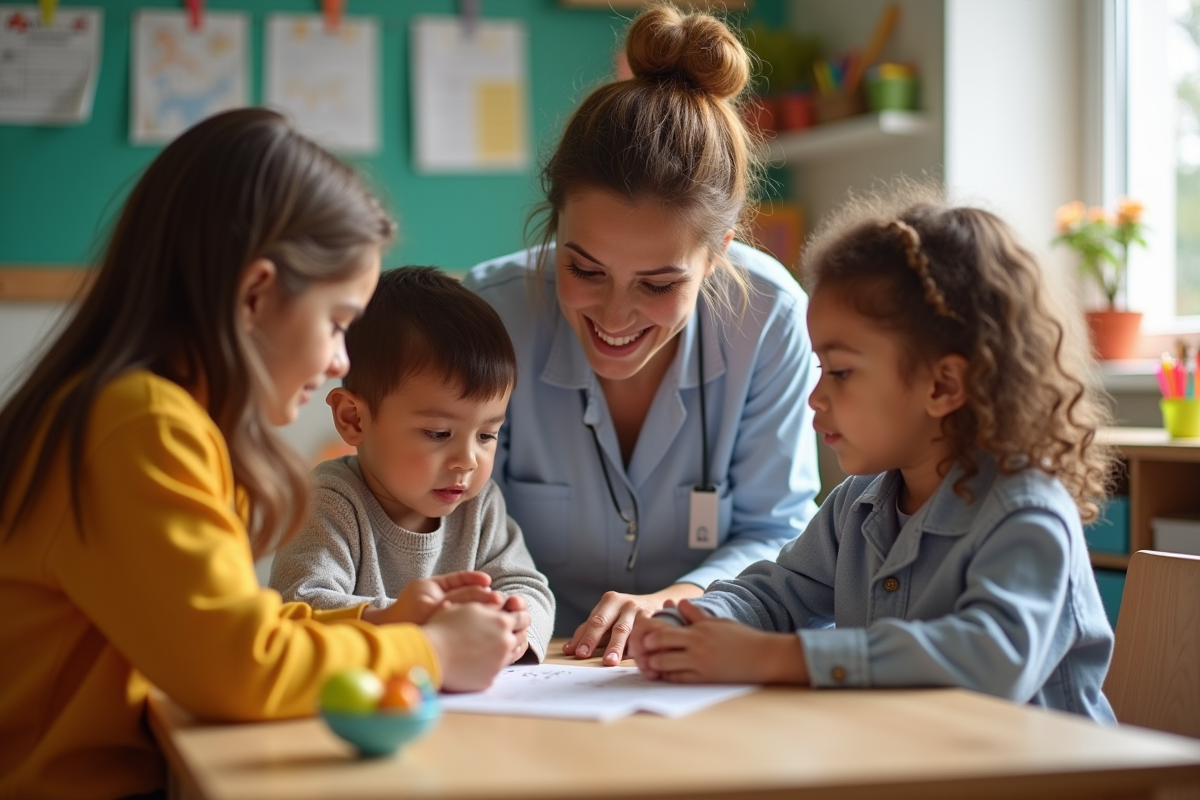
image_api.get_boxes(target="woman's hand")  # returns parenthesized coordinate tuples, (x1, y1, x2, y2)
(632, 599, 810, 685)
(563, 583, 704, 665)
(361, 570, 501, 626)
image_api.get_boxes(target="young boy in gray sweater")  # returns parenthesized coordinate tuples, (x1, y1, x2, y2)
(270, 267, 554, 663)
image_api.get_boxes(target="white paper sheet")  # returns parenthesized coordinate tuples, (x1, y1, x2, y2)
(410, 15, 529, 173)
(0, 5, 101, 124)
(131, 9, 248, 144)
(438, 665, 756, 721)
(265, 14, 378, 154)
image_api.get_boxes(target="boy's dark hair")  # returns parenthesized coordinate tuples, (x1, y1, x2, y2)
(342, 267, 516, 413)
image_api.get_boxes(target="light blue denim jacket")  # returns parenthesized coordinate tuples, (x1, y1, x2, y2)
(691, 455, 1117, 721)
(464, 242, 821, 634)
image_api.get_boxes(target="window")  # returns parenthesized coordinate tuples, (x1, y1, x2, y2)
(1124, 0, 1200, 330)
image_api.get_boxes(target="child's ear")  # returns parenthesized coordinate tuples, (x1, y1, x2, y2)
(238, 258, 278, 333)
(327, 387, 367, 446)
(927, 354, 969, 419)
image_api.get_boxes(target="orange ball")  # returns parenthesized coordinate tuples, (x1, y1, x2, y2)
(379, 677, 423, 713)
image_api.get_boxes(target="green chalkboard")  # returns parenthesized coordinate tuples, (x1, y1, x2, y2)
(0, 0, 783, 271)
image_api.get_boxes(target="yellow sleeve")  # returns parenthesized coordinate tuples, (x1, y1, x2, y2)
(49, 413, 440, 722)
(281, 601, 369, 623)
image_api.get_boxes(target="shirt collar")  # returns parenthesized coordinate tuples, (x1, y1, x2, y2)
(851, 453, 1001, 537)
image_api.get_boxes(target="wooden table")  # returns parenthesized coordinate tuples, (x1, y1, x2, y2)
(149, 642, 1200, 800)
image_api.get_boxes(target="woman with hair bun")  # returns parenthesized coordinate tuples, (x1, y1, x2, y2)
(464, 3, 820, 664)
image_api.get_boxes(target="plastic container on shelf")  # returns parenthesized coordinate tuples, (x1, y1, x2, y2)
(1151, 514, 1200, 556)
(865, 63, 918, 112)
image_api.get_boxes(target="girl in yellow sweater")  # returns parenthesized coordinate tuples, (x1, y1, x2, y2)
(0, 108, 522, 800)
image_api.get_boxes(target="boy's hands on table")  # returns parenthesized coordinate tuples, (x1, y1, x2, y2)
(361, 570, 533, 665)
(629, 599, 810, 685)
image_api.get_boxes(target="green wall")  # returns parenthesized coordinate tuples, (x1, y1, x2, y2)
(0, 0, 783, 272)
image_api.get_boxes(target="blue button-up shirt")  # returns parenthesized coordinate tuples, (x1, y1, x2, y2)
(464, 242, 821, 634)
(693, 455, 1117, 721)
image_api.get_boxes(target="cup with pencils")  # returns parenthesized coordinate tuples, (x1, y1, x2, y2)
(1158, 351, 1200, 439)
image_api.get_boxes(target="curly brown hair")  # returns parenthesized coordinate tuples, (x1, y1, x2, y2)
(802, 181, 1114, 522)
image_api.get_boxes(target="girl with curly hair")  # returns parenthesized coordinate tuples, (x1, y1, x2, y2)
(629, 184, 1118, 722)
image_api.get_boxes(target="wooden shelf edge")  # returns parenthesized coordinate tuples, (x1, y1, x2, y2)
(767, 111, 933, 165)
(1090, 553, 1131, 570)
(0, 267, 93, 302)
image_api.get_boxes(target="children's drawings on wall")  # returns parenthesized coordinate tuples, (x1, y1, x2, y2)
(0, 5, 102, 124)
(265, 14, 378, 154)
(131, 10, 247, 145)
(437, 664, 755, 720)
(410, 16, 529, 173)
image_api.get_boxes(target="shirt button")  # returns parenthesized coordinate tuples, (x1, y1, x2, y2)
(830, 666, 847, 683)
(883, 577, 900, 592)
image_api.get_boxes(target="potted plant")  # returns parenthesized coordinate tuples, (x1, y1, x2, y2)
(1053, 198, 1148, 360)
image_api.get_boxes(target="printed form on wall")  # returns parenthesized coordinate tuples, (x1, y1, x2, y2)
(0, 5, 102, 124)
(410, 15, 529, 173)
(130, 9, 248, 145)
(264, 14, 379, 154)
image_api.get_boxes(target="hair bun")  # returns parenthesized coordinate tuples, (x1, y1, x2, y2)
(624, 4, 750, 101)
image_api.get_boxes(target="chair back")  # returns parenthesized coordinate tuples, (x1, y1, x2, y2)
(1103, 550, 1200, 738)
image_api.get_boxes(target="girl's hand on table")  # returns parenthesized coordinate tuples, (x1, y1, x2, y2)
(563, 583, 704, 666)
(633, 599, 810, 685)
(423, 603, 519, 691)
(502, 594, 532, 663)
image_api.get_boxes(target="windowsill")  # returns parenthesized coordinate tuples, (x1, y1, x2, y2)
(1098, 359, 1161, 393)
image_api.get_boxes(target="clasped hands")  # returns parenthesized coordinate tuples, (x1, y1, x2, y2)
(361, 571, 530, 666)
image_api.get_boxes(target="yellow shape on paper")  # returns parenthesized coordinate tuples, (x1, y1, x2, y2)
(475, 82, 522, 162)
(209, 32, 231, 56)
(293, 18, 310, 41)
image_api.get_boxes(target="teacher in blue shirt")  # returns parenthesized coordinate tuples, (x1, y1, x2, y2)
(464, 3, 820, 664)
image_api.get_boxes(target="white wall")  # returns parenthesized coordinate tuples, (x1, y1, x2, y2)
(943, 0, 1085, 282)
(0, 301, 340, 461)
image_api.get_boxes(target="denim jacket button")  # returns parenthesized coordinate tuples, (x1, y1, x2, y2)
(883, 577, 900, 592)
(830, 666, 847, 683)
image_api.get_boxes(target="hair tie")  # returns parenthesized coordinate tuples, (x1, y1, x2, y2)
(886, 220, 963, 323)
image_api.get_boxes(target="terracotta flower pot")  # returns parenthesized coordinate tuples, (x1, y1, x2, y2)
(1085, 310, 1143, 360)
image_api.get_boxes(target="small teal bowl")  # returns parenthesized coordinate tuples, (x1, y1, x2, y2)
(320, 701, 440, 758)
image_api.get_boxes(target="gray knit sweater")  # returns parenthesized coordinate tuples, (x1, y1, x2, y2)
(269, 456, 554, 661)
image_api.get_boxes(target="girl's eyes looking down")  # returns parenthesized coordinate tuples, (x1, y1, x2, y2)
(565, 262, 680, 296)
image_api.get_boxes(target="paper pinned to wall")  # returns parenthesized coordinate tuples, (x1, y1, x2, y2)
(0, 5, 102, 124)
(265, 14, 379, 154)
(410, 15, 529, 173)
(130, 9, 248, 144)
(437, 664, 756, 721)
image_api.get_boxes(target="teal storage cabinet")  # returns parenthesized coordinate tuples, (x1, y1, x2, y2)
(1093, 568, 1126, 628)
(1085, 496, 1130, 555)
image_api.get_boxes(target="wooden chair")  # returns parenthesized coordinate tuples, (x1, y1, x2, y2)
(1104, 549, 1200, 739)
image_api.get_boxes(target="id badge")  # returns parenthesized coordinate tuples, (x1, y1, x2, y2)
(688, 486, 719, 549)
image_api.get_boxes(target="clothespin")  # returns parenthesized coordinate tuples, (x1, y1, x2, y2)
(460, 0, 480, 38)
(185, 0, 203, 31)
(322, 0, 343, 34)
(38, 0, 56, 28)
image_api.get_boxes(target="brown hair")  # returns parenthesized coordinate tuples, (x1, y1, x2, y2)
(530, 2, 762, 313)
(341, 266, 517, 414)
(803, 181, 1114, 522)
(0, 108, 395, 556)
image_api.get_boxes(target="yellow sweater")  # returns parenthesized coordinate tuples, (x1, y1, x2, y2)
(0, 371, 440, 800)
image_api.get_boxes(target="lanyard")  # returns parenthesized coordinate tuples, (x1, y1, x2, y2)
(582, 309, 710, 570)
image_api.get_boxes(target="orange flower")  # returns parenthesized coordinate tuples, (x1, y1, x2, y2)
(1055, 201, 1085, 232)
(1086, 206, 1109, 223)
(1116, 197, 1144, 226)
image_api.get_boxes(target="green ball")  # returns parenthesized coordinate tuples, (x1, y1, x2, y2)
(320, 669, 383, 715)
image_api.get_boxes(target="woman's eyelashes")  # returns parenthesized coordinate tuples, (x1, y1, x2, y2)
(564, 261, 680, 295)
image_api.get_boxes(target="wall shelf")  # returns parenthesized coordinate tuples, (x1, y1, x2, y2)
(767, 111, 933, 165)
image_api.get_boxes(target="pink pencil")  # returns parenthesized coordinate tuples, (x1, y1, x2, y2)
(1157, 367, 1171, 398)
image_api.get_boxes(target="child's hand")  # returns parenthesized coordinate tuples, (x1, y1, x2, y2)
(422, 603, 519, 692)
(501, 594, 531, 663)
(364, 571, 501, 625)
(634, 599, 810, 685)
